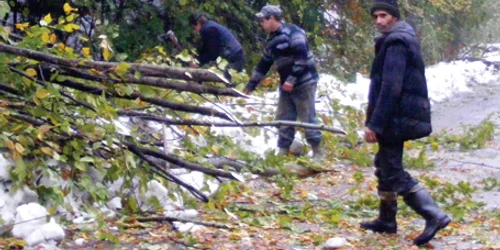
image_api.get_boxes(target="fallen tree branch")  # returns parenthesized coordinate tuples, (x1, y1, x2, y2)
(436, 157, 500, 170)
(126, 143, 209, 202)
(4, 110, 232, 202)
(53, 65, 244, 97)
(205, 157, 279, 177)
(0, 43, 228, 84)
(122, 141, 239, 180)
(0, 82, 23, 96)
(456, 57, 500, 69)
(136, 216, 231, 229)
(117, 110, 347, 135)
(8, 66, 234, 121)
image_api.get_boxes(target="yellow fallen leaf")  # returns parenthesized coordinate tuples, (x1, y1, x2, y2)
(63, 3, 78, 15)
(36, 89, 50, 99)
(57, 43, 65, 51)
(50, 33, 57, 43)
(25, 68, 37, 77)
(15, 22, 29, 31)
(102, 48, 111, 61)
(15, 143, 25, 154)
(63, 23, 80, 33)
(42, 13, 53, 25)
(82, 47, 90, 57)
(41, 31, 50, 44)
(6, 140, 15, 150)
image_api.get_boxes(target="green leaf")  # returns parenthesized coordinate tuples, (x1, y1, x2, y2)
(127, 197, 139, 213)
(114, 62, 131, 75)
(0, 1, 10, 19)
(35, 89, 51, 99)
(80, 156, 94, 163)
(13, 157, 27, 181)
(0, 26, 9, 41)
(74, 162, 87, 171)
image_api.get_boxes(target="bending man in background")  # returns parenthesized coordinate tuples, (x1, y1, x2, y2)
(189, 12, 245, 80)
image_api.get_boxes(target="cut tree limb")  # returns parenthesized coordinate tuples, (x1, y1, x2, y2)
(8, 66, 235, 121)
(136, 216, 231, 229)
(122, 141, 240, 180)
(117, 110, 347, 134)
(0, 43, 228, 84)
(126, 143, 210, 202)
(52, 65, 244, 97)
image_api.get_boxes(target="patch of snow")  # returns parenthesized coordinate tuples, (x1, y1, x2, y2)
(323, 237, 347, 249)
(12, 203, 49, 239)
(106, 197, 123, 211)
(0, 154, 11, 180)
(163, 209, 199, 219)
(136, 180, 183, 211)
(173, 222, 204, 233)
(75, 238, 85, 246)
(25, 218, 65, 247)
(11, 203, 64, 247)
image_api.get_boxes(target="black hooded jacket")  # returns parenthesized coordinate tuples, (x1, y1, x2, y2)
(366, 21, 432, 141)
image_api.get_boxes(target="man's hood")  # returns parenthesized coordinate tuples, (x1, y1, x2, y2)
(386, 20, 416, 37)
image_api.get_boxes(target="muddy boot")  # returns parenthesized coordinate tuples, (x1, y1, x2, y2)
(403, 185, 452, 246)
(290, 140, 306, 156)
(360, 191, 398, 234)
(311, 143, 325, 160)
(277, 148, 289, 156)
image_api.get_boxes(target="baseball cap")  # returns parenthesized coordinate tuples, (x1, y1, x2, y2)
(255, 5, 283, 19)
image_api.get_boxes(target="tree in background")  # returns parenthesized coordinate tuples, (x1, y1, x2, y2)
(3, 0, 493, 79)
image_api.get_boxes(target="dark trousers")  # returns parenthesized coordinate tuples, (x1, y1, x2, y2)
(224, 50, 245, 82)
(375, 136, 418, 195)
(276, 82, 322, 149)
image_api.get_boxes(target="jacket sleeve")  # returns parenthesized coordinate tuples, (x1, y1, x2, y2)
(285, 30, 309, 85)
(244, 47, 273, 91)
(366, 42, 407, 134)
(197, 27, 221, 66)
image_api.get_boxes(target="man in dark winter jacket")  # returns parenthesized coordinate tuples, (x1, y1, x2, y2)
(361, 0, 451, 246)
(243, 5, 324, 159)
(189, 13, 245, 79)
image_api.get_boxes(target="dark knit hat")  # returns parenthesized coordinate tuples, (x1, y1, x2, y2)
(371, 0, 400, 19)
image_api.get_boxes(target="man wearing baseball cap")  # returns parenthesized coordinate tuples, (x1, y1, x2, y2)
(244, 5, 324, 159)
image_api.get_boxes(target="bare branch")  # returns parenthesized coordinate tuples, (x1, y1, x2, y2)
(53, 65, 244, 97)
(136, 216, 231, 229)
(122, 141, 240, 180)
(8, 66, 234, 121)
(0, 43, 228, 83)
(126, 143, 210, 202)
(117, 110, 347, 135)
(0, 82, 23, 96)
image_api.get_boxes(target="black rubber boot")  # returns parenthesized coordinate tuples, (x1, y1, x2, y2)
(403, 185, 452, 246)
(360, 191, 398, 234)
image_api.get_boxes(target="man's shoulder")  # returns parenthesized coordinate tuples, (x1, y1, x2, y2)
(200, 21, 220, 35)
(282, 23, 305, 34)
(384, 22, 417, 45)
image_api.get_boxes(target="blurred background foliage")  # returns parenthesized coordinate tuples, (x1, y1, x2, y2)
(2, 0, 498, 81)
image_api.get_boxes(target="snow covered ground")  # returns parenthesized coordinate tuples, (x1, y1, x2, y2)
(1, 46, 500, 248)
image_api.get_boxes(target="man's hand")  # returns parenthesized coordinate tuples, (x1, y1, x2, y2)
(243, 88, 252, 95)
(282, 82, 294, 92)
(364, 127, 378, 143)
(189, 61, 199, 68)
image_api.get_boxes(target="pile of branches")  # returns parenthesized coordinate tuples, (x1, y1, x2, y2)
(0, 43, 344, 203)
